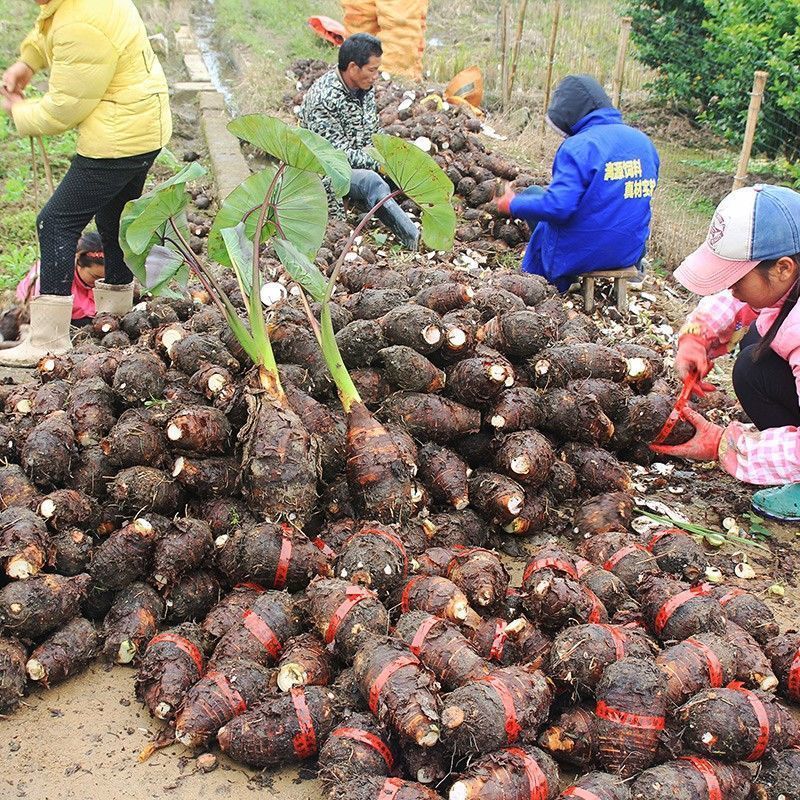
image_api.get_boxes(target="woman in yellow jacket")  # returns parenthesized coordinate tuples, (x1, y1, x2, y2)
(0, 0, 171, 366)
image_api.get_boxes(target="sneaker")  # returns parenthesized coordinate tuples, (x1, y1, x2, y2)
(751, 483, 800, 522)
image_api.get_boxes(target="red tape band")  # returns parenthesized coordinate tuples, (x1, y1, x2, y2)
(523, 556, 578, 584)
(563, 788, 602, 800)
(654, 583, 713, 636)
(595, 700, 665, 730)
(738, 688, 771, 761)
(234, 582, 265, 592)
(148, 632, 204, 675)
(274, 527, 294, 589)
(599, 625, 627, 660)
(345, 528, 409, 579)
(585, 587, 604, 624)
(506, 746, 549, 800)
(646, 529, 681, 551)
(680, 756, 722, 800)
(481, 675, 521, 742)
(788, 649, 800, 700)
(686, 637, 724, 687)
(378, 778, 404, 800)
(717, 588, 746, 606)
(311, 537, 336, 559)
(369, 655, 419, 714)
(204, 670, 247, 716)
(242, 610, 282, 659)
(603, 543, 648, 572)
(400, 575, 424, 612)
(490, 621, 508, 662)
(409, 615, 440, 657)
(332, 727, 394, 770)
(290, 687, 317, 758)
(325, 587, 375, 644)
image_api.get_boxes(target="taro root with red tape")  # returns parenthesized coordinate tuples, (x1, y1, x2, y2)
(764, 631, 800, 703)
(630, 757, 752, 800)
(317, 712, 394, 788)
(335, 523, 410, 596)
(710, 586, 779, 646)
(558, 771, 631, 800)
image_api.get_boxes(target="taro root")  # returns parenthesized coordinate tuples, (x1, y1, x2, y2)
(102, 582, 164, 664)
(0, 506, 52, 579)
(344, 289, 412, 320)
(489, 272, 550, 307)
(22, 410, 75, 487)
(201, 584, 264, 641)
(163, 569, 222, 623)
(378, 346, 446, 393)
(0, 572, 91, 640)
(638, 574, 726, 642)
(217, 685, 337, 766)
(381, 391, 481, 443)
(726, 620, 779, 692)
(335, 523, 409, 596)
(90, 517, 159, 590)
(486, 387, 542, 432)
(449, 744, 559, 800)
(380, 304, 444, 355)
(503, 491, 556, 535)
(595, 657, 668, 776)
(195, 497, 255, 539)
(441, 665, 552, 756)
(677, 686, 800, 761)
(442, 547, 509, 609)
(656, 632, 737, 707)
(711, 586, 779, 645)
(353, 635, 440, 747)
(468, 470, 525, 523)
(614, 393, 695, 449)
(211, 590, 300, 667)
(469, 616, 552, 667)
(336, 319, 388, 368)
(764, 632, 800, 703)
(574, 492, 634, 537)
(529, 343, 629, 388)
(569, 378, 631, 422)
(446, 355, 515, 408)
(166, 406, 231, 455)
(539, 705, 599, 769)
(100, 413, 167, 468)
(275, 632, 334, 691)
(329, 776, 440, 800)
(112, 349, 167, 405)
(631, 758, 751, 800)
(152, 517, 213, 590)
(641, 527, 707, 582)
(415, 282, 474, 314)
(66, 377, 116, 446)
(318, 712, 394, 788)
(578, 531, 659, 592)
(548, 623, 657, 692)
(174, 657, 272, 747)
(52, 528, 94, 575)
(108, 466, 186, 516)
(575, 559, 639, 617)
(215, 522, 330, 591)
(439, 308, 478, 363)
(71, 350, 122, 385)
(417, 443, 469, 510)
(751, 750, 800, 800)
(415, 509, 488, 551)
(472, 287, 526, 322)
(26, 616, 99, 687)
(0, 636, 28, 712)
(306, 578, 389, 662)
(37, 489, 100, 533)
(494, 430, 555, 488)
(395, 610, 490, 690)
(169, 333, 239, 375)
(70, 446, 114, 499)
(559, 772, 631, 800)
(172, 455, 238, 496)
(396, 575, 481, 628)
(0, 463, 39, 510)
(31, 380, 69, 419)
(479, 310, 557, 359)
(562, 443, 632, 494)
(539, 388, 615, 446)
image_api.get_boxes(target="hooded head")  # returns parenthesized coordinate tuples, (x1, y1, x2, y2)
(546, 75, 614, 137)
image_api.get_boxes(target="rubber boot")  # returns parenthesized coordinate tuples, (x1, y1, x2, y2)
(376, 203, 420, 251)
(751, 483, 800, 522)
(0, 295, 73, 367)
(93, 280, 134, 316)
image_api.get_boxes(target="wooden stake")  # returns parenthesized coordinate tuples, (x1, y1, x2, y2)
(508, 0, 530, 104)
(500, 0, 509, 110)
(37, 136, 54, 196)
(733, 70, 769, 191)
(611, 16, 632, 108)
(540, 0, 561, 135)
(29, 137, 40, 208)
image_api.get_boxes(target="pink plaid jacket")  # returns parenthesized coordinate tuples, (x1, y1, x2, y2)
(682, 290, 800, 485)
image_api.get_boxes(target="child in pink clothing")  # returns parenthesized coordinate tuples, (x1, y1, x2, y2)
(652, 184, 800, 521)
(16, 231, 105, 324)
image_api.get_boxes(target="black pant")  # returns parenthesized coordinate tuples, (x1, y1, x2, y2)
(733, 325, 800, 429)
(37, 150, 159, 296)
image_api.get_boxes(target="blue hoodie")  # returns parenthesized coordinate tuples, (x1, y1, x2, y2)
(510, 76, 660, 292)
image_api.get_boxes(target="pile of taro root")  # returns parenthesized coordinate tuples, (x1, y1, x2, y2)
(287, 59, 542, 252)
(0, 221, 798, 800)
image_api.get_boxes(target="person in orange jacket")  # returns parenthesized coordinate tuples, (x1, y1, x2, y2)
(341, 0, 428, 81)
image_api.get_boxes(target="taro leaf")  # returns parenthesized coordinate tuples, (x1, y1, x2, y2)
(220, 223, 255, 298)
(228, 114, 351, 198)
(207, 165, 328, 266)
(368, 133, 456, 251)
(142, 245, 189, 298)
(272, 238, 327, 303)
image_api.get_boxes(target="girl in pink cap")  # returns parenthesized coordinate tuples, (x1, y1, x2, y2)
(652, 184, 800, 521)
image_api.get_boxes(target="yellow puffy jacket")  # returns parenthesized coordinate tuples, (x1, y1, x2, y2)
(12, 0, 172, 159)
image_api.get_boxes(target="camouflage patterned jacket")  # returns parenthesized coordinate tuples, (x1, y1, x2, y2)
(298, 69, 382, 215)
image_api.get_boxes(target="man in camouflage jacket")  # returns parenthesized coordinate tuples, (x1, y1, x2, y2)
(298, 33, 419, 249)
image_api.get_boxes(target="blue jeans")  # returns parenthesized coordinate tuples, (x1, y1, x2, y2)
(348, 169, 419, 250)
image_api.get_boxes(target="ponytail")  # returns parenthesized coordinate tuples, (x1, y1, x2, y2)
(753, 254, 800, 362)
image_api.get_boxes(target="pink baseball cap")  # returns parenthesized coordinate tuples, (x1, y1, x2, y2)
(674, 184, 800, 295)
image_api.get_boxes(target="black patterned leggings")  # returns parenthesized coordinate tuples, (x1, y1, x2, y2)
(37, 149, 159, 295)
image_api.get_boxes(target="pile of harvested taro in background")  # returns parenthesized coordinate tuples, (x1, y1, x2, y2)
(0, 71, 797, 800)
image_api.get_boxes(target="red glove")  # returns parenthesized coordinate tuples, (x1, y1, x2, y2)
(495, 185, 516, 216)
(675, 334, 711, 380)
(650, 407, 724, 461)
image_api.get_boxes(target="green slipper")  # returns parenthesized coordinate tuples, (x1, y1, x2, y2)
(751, 483, 800, 522)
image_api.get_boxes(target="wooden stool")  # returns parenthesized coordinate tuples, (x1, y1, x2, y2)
(579, 267, 640, 313)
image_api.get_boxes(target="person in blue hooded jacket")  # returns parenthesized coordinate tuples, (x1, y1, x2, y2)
(496, 74, 660, 293)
